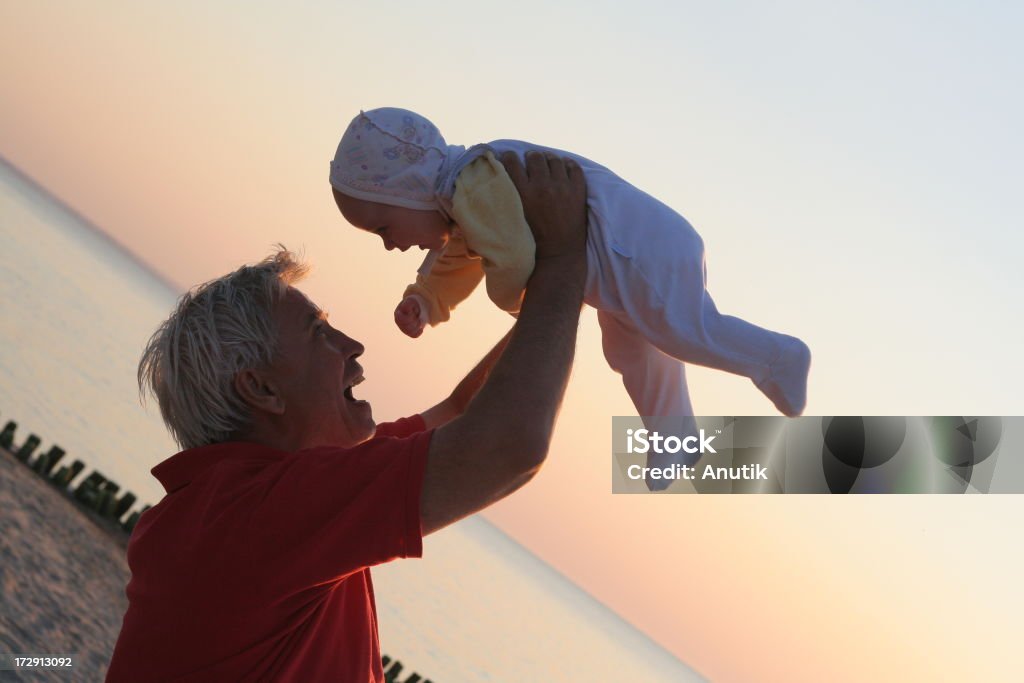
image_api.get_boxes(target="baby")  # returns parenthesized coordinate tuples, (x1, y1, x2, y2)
(329, 107, 811, 441)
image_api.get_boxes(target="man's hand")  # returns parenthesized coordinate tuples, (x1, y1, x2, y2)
(394, 296, 426, 338)
(500, 151, 588, 262)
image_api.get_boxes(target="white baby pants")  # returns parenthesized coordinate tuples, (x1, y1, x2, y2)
(581, 164, 794, 422)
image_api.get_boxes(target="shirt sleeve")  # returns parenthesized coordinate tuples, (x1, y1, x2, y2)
(450, 151, 536, 315)
(246, 429, 433, 592)
(374, 414, 427, 438)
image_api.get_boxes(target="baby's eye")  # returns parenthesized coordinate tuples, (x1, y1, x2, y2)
(375, 227, 387, 235)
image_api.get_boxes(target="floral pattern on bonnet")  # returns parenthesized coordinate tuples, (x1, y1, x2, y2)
(329, 108, 452, 211)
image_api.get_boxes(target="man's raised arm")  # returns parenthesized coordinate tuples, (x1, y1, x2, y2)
(420, 152, 588, 535)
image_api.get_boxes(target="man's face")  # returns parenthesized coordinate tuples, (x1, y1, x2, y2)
(333, 190, 451, 252)
(265, 287, 375, 447)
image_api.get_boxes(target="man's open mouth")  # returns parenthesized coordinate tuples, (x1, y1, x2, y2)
(343, 374, 365, 403)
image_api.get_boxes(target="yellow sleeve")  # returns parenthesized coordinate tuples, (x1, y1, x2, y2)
(450, 151, 535, 315)
(403, 233, 484, 326)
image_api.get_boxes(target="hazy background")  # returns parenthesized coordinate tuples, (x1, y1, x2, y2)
(2, 1, 1021, 680)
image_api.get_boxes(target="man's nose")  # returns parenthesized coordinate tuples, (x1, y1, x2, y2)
(341, 333, 364, 359)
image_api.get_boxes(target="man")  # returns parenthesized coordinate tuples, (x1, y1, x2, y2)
(106, 152, 588, 682)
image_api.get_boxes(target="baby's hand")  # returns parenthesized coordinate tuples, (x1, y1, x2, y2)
(395, 296, 427, 338)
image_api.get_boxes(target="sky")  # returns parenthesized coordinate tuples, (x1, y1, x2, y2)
(2, 1, 1022, 680)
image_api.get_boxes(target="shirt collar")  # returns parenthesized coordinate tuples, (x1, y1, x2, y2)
(152, 441, 284, 494)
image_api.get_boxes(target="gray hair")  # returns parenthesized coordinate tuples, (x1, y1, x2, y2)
(138, 246, 310, 450)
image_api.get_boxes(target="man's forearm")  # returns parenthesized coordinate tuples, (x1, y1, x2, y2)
(459, 254, 586, 452)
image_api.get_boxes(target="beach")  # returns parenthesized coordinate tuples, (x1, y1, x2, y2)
(0, 446, 128, 682)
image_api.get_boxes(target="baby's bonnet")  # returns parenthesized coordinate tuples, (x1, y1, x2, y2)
(329, 107, 466, 214)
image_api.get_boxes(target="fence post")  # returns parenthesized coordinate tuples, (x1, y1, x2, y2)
(74, 471, 107, 508)
(114, 492, 137, 519)
(0, 421, 16, 449)
(15, 434, 41, 463)
(36, 445, 65, 475)
(50, 459, 85, 490)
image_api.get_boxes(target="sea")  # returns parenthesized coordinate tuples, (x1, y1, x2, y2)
(0, 156, 703, 682)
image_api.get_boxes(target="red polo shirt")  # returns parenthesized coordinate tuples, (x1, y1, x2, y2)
(106, 416, 431, 682)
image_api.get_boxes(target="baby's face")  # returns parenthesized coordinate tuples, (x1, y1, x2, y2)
(333, 191, 451, 252)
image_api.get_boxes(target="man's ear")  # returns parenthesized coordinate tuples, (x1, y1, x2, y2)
(234, 368, 286, 416)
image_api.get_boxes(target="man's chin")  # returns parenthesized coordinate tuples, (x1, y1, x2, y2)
(352, 402, 375, 440)
(334, 399, 374, 444)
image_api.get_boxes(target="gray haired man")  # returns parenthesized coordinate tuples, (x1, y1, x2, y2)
(106, 152, 588, 682)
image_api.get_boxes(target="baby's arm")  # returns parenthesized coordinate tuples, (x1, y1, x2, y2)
(398, 151, 536, 337)
(451, 152, 536, 316)
(400, 234, 485, 333)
